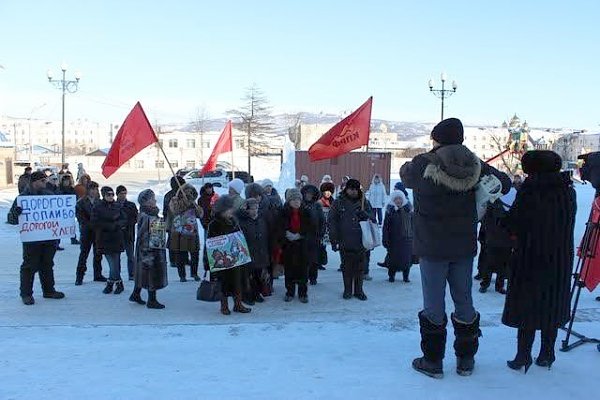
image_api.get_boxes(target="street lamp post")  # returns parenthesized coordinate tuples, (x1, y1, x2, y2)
(47, 63, 81, 165)
(428, 73, 457, 121)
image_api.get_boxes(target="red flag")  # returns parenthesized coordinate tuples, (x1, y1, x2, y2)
(579, 197, 600, 291)
(102, 102, 157, 178)
(308, 96, 372, 162)
(200, 120, 233, 175)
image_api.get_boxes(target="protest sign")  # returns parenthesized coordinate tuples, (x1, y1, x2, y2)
(205, 231, 252, 272)
(17, 195, 77, 242)
(149, 219, 167, 249)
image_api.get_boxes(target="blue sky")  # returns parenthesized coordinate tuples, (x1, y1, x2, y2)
(0, 0, 598, 129)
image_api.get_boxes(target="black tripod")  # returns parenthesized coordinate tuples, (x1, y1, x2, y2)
(561, 201, 600, 352)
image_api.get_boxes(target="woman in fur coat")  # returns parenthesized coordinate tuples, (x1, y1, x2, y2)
(382, 190, 414, 283)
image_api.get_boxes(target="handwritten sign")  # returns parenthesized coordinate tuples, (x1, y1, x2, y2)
(17, 195, 77, 242)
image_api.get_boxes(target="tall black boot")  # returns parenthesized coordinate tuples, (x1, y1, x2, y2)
(129, 287, 146, 305)
(402, 268, 411, 283)
(177, 265, 187, 282)
(452, 313, 482, 376)
(342, 270, 353, 299)
(190, 262, 200, 281)
(20, 268, 35, 304)
(75, 267, 85, 286)
(147, 290, 165, 309)
(412, 311, 447, 379)
(353, 274, 367, 301)
(507, 328, 535, 373)
(536, 328, 557, 369)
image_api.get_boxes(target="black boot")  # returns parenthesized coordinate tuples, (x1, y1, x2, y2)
(177, 265, 187, 282)
(234, 292, 251, 313)
(535, 329, 557, 369)
(146, 290, 165, 309)
(129, 287, 146, 305)
(353, 274, 367, 301)
(102, 281, 114, 294)
(75, 267, 85, 286)
(388, 270, 396, 283)
(191, 262, 200, 281)
(507, 328, 534, 373)
(413, 312, 447, 379)
(402, 268, 411, 283)
(342, 270, 353, 299)
(452, 313, 481, 376)
(114, 280, 124, 295)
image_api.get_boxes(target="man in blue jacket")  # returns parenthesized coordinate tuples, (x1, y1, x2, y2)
(401, 118, 511, 378)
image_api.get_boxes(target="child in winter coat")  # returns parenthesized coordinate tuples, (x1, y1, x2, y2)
(368, 174, 387, 226)
(129, 189, 168, 309)
(478, 200, 513, 294)
(278, 188, 311, 303)
(382, 191, 414, 283)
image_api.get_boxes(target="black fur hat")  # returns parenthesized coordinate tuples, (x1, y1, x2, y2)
(521, 150, 562, 174)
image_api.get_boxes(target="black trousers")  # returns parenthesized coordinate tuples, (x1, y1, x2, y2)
(77, 227, 103, 277)
(174, 250, 199, 278)
(341, 250, 366, 295)
(20, 242, 57, 297)
(284, 241, 308, 297)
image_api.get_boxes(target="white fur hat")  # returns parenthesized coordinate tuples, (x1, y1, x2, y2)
(389, 190, 407, 206)
(228, 178, 245, 195)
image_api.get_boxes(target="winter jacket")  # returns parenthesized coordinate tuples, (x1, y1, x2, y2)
(198, 186, 219, 229)
(91, 200, 126, 254)
(76, 197, 96, 231)
(237, 209, 270, 270)
(266, 188, 283, 211)
(400, 144, 511, 261)
(134, 205, 168, 290)
(167, 192, 202, 253)
(301, 196, 326, 265)
(368, 178, 387, 208)
(230, 193, 245, 211)
(502, 173, 576, 330)
(277, 205, 312, 275)
(59, 186, 76, 196)
(120, 199, 139, 244)
(328, 192, 375, 252)
(382, 201, 413, 271)
(204, 215, 243, 296)
(17, 174, 30, 194)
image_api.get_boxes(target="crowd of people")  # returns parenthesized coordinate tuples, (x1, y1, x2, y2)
(11, 117, 593, 378)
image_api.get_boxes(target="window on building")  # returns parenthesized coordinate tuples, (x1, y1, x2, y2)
(187, 139, 196, 148)
(481, 145, 486, 150)
(169, 139, 178, 148)
(155, 160, 165, 168)
(203, 142, 211, 149)
(186, 160, 195, 169)
(170, 161, 179, 168)
(135, 160, 144, 169)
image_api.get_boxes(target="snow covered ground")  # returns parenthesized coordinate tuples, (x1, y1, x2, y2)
(0, 179, 599, 399)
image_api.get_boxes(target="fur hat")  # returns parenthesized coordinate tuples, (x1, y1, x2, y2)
(243, 198, 260, 210)
(285, 188, 302, 202)
(176, 183, 198, 202)
(320, 182, 335, 194)
(301, 184, 320, 200)
(170, 176, 185, 190)
(431, 118, 464, 145)
(213, 195, 235, 215)
(521, 150, 562, 174)
(261, 179, 274, 188)
(30, 171, 46, 183)
(389, 190, 407, 207)
(245, 183, 264, 199)
(228, 178, 245, 195)
(137, 189, 155, 205)
(345, 179, 361, 191)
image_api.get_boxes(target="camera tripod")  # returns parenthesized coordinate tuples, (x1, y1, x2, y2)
(561, 199, 600, 352)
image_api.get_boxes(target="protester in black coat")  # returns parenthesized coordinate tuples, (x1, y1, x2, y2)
(503, 151, 576, 372)
(205, 195, 251, 315)
(237, 199, 270, 304)
(75, 182, 105, 284)
(328, 179, 374, 301)
(58, 173, 80, 246)
(198, 183, 219, 229)
(92, 186, 126, 294)
(478, 201, 513, 294)
(163, 176, 186, 266)
(117, 185, 139, 280)
(17, 171, 65, 305)
(17, 167, 32, 194)
(301, 185, 325, 285)
(382, 190, 413, 283)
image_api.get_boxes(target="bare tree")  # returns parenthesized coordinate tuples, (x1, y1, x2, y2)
(488, 130, 520, 175)
(228, 84, 275, 174)
(192, 106, 210, 165)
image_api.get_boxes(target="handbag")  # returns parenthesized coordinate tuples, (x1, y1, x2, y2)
(359, 196, 382, 251)
(197, 271, 222, 302)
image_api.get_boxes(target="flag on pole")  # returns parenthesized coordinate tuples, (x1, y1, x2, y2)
(102, 102, 157, 178)
(308, 96, 372, 162)
(200, 120, 233, 175)
(580, 197, 600, 291)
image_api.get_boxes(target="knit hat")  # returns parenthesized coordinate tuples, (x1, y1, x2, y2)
(521, 150, 562, 174)
(228, 178, 245, 195)
(137, 189, 155, 205)
(116, 185, 127, 195)
(245, 183, 264, 199)
(101, 186, 114, 197)
(431, 118, 464, 145)
(320, 182, 335, 194)
(213, 195, 235, 215)
(389, 190, 407, 207)
(261, 179, 274, 188)
(30, 171, 46, 183)
(285, 188, 302, 202)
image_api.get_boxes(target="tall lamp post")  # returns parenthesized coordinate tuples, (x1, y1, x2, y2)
(47, 63, 81, 165)
(428, 73, 457, 121)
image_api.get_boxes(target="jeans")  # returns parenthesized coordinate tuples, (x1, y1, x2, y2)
(374, 208, 383, 225)
(419, 257, 476, 325)
(105, 253, 122, 282)
(125, 240, 135, 278)
(77, 227, 103, 277)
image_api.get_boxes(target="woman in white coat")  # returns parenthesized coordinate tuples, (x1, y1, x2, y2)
(367, 174, 387, 226)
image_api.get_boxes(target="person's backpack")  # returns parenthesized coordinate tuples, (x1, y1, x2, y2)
(475, 174, 503, 221)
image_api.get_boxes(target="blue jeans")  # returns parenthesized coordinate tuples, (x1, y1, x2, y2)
(419, 257, 476, 325)
(125, 240, 135, 278)
(105, 253, 122, 282)
(374, 208, 383, 225)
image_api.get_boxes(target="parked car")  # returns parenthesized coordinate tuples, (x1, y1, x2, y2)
(183, 169, 229, 187)
(226, 171, 253, 184)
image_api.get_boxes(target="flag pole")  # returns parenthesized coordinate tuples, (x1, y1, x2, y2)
(231, 139, 235, 179)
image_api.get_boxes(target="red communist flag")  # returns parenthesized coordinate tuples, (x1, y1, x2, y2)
(200, 120, 233, 175)
(102, 102, 158, 178)
(579, 197, 600, 291)
(308, 96, 373, 162)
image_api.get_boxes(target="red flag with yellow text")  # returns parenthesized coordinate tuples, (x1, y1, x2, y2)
(102, 102, 157, 178)
(200, 120, 233, 175)
(308, 97, 372, 162)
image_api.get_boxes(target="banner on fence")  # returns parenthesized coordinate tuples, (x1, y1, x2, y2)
(17, 195, 77, 243)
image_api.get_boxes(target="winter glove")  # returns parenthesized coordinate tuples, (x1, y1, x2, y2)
(15, 206, 23, 215)
(331, 243, 340, 252)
